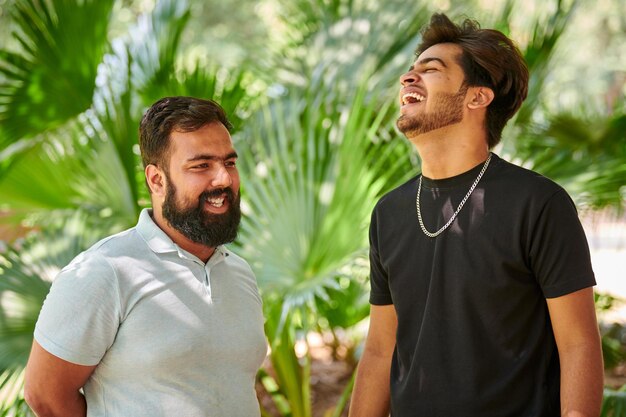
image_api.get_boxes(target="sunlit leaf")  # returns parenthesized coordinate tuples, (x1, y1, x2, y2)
(0, 0, 114, 147)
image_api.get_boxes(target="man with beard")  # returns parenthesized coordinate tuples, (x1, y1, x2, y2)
(349, 14, 603, 417)
(24, 97, 267, 417)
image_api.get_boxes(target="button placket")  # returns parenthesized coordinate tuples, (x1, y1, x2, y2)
(204, 249, 226, 301)
(175, 248, 213, 299)
(204, 264, 212, 299)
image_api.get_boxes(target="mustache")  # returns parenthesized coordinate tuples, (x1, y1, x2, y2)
(199, 188, 236, 203)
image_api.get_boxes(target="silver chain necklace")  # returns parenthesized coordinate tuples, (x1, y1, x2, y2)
(416, 153, 492, 238)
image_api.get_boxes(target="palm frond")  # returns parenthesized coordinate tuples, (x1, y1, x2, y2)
(237, 76, 414, 319)
(91, 54, 145, 221)
(0, 0, 114, 147)
(515, 0, 580, 126)
(127, 0, 191, 93)
(601, 386, 626, 417)
(272, 0, 356, 50)
(0, 111, 140, 231)
(515, 111, 626, 210)
(139, 64, 254, 133)
(0, 368, 33, 416)
(265, 0, 430, 92)
(315, 255, 370, 331)
(0, 214, 101, 401)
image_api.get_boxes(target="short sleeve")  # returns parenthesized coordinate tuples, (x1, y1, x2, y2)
(528, 189, 596, 298)
(369, 208, 393, 305)
(34, 251, 121, 366)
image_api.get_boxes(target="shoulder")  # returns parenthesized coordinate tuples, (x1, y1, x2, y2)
(490, 155, 564, 193)
(55, 227, 141, 285)
(222, 247, 256, 278)
(487, 155, 572, 209)
(223, 247, 250, 265)
(220, 247, 263, 303)
(87, 227, 142, 257)
(374, 174, 420, 213)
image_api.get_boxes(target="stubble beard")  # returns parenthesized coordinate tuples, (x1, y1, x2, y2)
(162, 174, 241, 248)
(396, 85, 468, 137)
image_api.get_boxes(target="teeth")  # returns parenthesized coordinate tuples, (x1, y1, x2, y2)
(402, 92, 425, 105)
(207, 197, 225, 207)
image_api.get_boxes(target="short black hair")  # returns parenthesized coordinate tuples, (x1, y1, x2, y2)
(139, 96, 232, 169)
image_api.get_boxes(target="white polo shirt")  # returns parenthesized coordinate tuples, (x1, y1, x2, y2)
(35, 209, 267, 417)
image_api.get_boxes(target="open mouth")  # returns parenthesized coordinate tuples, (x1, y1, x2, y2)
(401, 92, 426, 106)
(200, 188, 235, 212)
(206, 196, 225, 208)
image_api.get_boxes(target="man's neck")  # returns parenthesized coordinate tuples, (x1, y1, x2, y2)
(408, 125, 490, 179)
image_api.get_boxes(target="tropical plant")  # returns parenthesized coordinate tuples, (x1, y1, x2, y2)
(602, 385, 626, 417)
(0, 213, 103, 412)
(0, 0, 625, 416)
(502, 0, 626, 212)
(0, 0, 254, 413)
(514, 109, 626, 211)
(229, 0, 448, 413)
(237, 81, 416, 416)
(0, 0, 115, 146)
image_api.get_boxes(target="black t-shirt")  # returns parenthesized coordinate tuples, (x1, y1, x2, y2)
(369, 153, 595, 417)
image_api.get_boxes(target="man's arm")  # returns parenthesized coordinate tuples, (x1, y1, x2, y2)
(24, 340, 97, 417)
(349, 304, 397, 417)
(546, 287, 604, 417)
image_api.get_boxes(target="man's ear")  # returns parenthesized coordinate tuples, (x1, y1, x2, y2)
(145, 164, 166, 196)
(467, 87, 495, 109)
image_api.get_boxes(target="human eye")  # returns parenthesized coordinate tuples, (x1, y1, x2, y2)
(192, 162, 209, 169)
(224, 159, 237, 168)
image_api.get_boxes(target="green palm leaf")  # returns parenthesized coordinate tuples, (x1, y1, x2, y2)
(0, 214, 102, 412)
(0, 0, 199, 231)
(602, 386, 626, 417)
(0, 110, 140, 231)
(0, 368, 28, 414)
(265, 0, 430, 92)
(139, 64, 254, 134)
(0, 0, 114, 147)
(516, 111, 626, 210)
(128, 0, 191, 94)
(0, 212, 99, 416)
(514, 0, 580, 127)
(238, 82, 412, 309)
(238, 76, 414, 416)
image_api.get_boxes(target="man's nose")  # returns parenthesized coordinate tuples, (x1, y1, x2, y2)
(211, 165, 233, 188)
(400, 71, 419, 86)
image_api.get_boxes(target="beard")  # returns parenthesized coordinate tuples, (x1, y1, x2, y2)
(162, 176, 241, 248)
(397, 84, 468, 136)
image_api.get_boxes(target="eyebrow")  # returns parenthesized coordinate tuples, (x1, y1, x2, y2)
(408, 57, 448, 71)
(186, 151, 238, 163)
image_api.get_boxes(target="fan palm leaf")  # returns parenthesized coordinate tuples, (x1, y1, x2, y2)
(0, 0, 114, 147)
(0, 213, 102, 413)
(265, 0, 430, 92)
(0, 107, 140, 231)
(514, 0, 580, 127)
(139, 63, 254, 134)
(127, 0, 191, 95)
(239, 83, 412, 310)
(237, 74, 415, 415)
(601, 386, 626, 417)
(516, 111, 626, 210)
(0, 0, 216, 231)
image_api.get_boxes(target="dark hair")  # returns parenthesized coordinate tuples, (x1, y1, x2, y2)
(416, 14, 529, 148)
(139, 96, 232, 170)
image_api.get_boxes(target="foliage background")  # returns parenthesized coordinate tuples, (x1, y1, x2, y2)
(0, 0, 625, 416)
